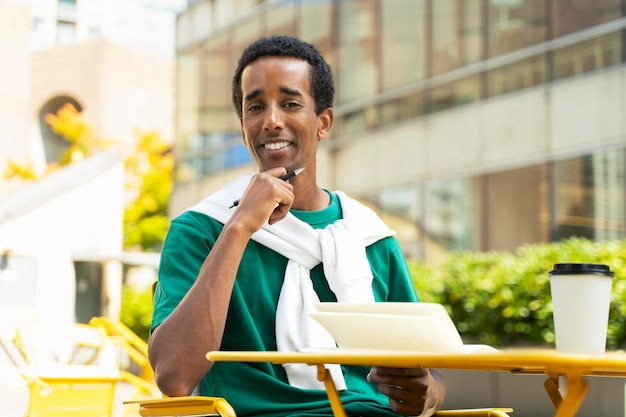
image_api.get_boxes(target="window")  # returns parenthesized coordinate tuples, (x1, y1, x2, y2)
(428, 75, 481, 113)
(553, 0, 623, 37)
(432, 0, 483, 75)
(552, 149, 625, 241)
(337, 0, 378, 103)
(74, 262, 103, 324)
(300, 0, 333, 68)
(381, 0, 427, 90)
(264, 2, 296, 37)
(487, 0, 548, 57)
(379, 92, 425, 126)
(553, 32, 623, 80)
(56, 20, 76, 44)
(487, 56, 547, 96)
(39, 96, 82, 165)
(485, 165, 550, 251)
(376, 184, 423, 259)
(424, 178, 481, 256)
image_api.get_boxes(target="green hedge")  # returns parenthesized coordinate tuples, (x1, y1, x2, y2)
(410, 237, 626, 349)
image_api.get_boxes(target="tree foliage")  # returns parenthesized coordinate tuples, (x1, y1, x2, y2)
(45, 103, 114, 164)
(123, 131, 174, 251)
(4, 103, 173, 251)
(410, 237, 626, 349)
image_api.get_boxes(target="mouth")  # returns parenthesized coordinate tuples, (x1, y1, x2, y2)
(263, 141, 292, 151)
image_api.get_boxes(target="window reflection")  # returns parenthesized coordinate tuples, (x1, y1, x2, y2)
(200, 34, 233, 132)
(487, 0, 547, 57)
(553, 32, 623, 80)
(552, 149, 625, 241)
(337, 106, 380, 138)
(487, 56, 546, 96)
(432, 0, 483, 75)
(553, 0, 623, 37)
(264, 2, 296, 37)
(376, 185, 423, 259)
(379, 92, 425, 126)
(300, 1, 334, 68)
(338, 0, 378, 103)
(381, 0, 427, 90)
(231, 16, 262, 74)
(428, 75, 481, 113)
(486, 165, 550, 252)
(424, 178, 480, 254)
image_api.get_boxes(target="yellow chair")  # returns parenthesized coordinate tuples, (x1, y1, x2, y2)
(1, 319, 158, 417)
(126, 396, 237, 417)
(19, 365, 120, 417)
(126, 395, 511, 417)
(88, 316, 155, 386)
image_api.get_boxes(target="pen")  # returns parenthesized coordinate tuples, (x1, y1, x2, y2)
(229, 167, 305, 209)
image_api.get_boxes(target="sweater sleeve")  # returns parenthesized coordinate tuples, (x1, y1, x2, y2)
(151, 211, 223, 331)
(367, 236, 419, 303)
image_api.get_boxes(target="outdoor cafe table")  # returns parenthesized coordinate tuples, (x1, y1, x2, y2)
(207, 348, 626, 417)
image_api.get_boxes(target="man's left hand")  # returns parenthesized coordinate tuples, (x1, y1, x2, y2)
(367, 367, 445, 416)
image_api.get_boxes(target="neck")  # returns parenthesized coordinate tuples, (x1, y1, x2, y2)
(292, 185, 330, 211)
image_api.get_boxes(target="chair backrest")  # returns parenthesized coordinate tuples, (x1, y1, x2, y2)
(23, 367, 119, 417)
(88, 316, 155, 384)
(13, 322, 117, 367)
(0, 311, 40, 367)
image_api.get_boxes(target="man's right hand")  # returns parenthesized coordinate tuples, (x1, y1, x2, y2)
(231, 168, 295, 233)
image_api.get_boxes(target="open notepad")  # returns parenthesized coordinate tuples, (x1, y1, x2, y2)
(309, 303, 495, 354)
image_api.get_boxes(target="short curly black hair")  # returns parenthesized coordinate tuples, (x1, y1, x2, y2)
(231, 35, 335, 118)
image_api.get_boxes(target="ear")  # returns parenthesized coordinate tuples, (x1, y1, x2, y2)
(316, 108, 334, 142)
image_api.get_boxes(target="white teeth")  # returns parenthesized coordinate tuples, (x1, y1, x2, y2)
(265, 141, 290, 150)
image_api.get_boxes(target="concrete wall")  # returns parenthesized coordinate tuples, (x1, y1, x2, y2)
(30, 38, 175, 152)
(0, 0, 31, 196)
(0, 149, 124, 326)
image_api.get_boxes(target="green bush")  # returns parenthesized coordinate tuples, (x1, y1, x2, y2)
(120, 284, 154, 342)
(410, 237, 626, 349)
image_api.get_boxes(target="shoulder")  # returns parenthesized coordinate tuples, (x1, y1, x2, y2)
(163, 210, 225, 249)
(171, 209, 224, 231)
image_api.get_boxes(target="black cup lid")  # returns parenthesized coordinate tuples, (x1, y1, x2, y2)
(549, 263, 614, 277)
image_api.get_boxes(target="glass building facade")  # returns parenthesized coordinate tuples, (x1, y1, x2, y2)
(174, 0, 626, 262)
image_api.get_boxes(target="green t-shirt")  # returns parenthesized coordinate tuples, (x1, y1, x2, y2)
(153, 191, 418, 417)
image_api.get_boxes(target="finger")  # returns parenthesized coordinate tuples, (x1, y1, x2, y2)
(368, 366, 428, 382)
(267, 194, 294, 224)
(376, 382, 428, 416)
(388, 396, 425, 416)
(376, 382, 427, 402)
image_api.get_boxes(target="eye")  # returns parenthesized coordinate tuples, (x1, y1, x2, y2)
(284, 101, 302, 108)
(246, 104, 263, 112)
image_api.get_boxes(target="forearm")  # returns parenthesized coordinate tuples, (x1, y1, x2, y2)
(148, 222, 251, 396)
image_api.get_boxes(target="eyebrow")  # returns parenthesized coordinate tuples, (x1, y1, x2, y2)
(244, 86, 303, 102)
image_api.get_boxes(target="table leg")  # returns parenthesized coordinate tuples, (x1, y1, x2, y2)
(544, 375, 562, 408)
(316, 365, 348, 417)
(544, 375, 588, 417)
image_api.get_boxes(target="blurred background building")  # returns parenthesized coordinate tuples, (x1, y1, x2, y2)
(0, 0, 185, 325)
(172, 0, 626, 264)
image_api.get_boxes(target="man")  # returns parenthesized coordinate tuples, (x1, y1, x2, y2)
(148, 35, 445, 417)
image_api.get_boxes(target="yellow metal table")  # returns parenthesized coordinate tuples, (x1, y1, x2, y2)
(207, 348, 626, 417)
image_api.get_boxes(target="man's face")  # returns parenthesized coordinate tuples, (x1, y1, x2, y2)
(239, 55, 332, 173)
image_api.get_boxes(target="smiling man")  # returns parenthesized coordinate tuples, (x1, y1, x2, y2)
(148, 35, 445, 417)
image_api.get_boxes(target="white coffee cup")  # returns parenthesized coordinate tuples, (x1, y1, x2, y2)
(549, 263, 614, 354)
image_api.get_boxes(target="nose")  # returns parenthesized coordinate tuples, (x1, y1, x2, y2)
(263, 103, 284, 131)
